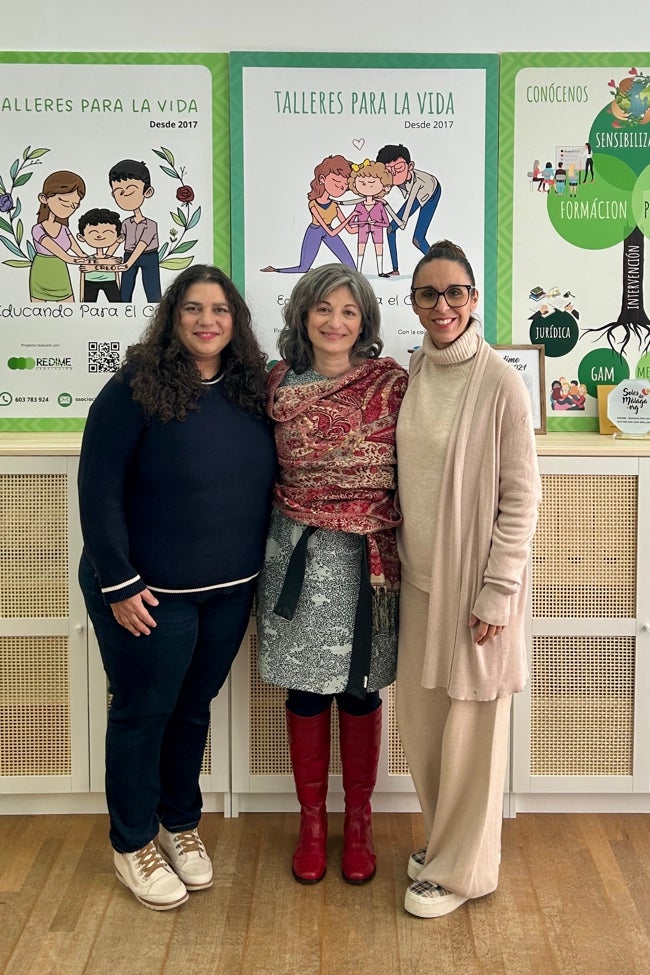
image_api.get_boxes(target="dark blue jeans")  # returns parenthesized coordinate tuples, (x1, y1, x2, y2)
(120, 249, 161, 302)
(79, 556, 254, 852)
(387, 182, 442, 271)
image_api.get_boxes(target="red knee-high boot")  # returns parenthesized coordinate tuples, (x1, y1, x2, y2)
(286, 706, 331, 884)
(339, 704, 382, 884)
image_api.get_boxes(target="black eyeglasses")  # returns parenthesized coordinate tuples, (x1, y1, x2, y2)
(411, 285, 475, 310)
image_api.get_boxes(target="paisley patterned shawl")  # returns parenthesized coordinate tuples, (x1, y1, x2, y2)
(267, 356, 408, 589)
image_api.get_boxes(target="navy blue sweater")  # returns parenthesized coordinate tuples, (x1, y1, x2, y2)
(78, 372, 277, 603)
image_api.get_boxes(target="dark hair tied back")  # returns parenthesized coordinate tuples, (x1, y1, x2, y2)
(412, 239, 476, 288)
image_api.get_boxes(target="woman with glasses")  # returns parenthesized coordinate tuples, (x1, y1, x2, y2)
(395, 240, 541, 918)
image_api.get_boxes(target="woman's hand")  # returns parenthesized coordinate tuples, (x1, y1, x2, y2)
(111, 589, 159, 636)
(468, 614, 504, 646)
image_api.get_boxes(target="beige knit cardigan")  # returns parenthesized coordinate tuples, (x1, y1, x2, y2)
(406, 337, 542, 700)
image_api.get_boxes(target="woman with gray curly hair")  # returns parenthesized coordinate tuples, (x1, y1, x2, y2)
(256, 264, 407, 887)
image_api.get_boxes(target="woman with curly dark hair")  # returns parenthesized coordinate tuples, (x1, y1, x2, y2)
(78, 264, 276, 912)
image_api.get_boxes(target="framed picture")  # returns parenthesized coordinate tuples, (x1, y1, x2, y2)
(492, 344, 546, 434)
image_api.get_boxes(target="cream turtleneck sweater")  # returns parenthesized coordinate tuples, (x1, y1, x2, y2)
(396, 322, 480, 591)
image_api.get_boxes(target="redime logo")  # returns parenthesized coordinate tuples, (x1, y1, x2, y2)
(8, 355, 72, 369)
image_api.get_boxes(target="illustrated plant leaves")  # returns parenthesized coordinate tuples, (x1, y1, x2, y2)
(186, 206, 202, 231)
(160, 146, 175, 166)
(9, 159, 19, 182)
(0, 235, 25, 258)
(14, 173, 32, 187)
(160, 165, 179, 180)
(23, 145, 31, 160)
(170, 211, 185, 228)
(14, 198, 22, 221)
(27, 148, 50, 159)
(158, 241, 169, 261)
(15, 219, 23, 246)
(26, 240, 36, 261)
(3, 259, 31, 268)
(0, 216, 11, 233)
(159, 256, 193, 270)
(169, 238, 198, 254)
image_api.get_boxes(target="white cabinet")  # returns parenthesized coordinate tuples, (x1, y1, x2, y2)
(0, 442, 230, 812)
(3, 435, 649, 815)
(0, 455, 89, 795)
(512, 451, 650, 811)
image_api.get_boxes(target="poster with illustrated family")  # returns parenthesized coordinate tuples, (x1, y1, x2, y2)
(0, 52, 227, 431)
(230, 53, 498, 367)
(500, 52, 650, 431)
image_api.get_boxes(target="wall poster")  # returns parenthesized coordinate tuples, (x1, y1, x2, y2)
(500, 52, 650, 431)
(230, 52, 498, 367)
(0, 51, 229, 431)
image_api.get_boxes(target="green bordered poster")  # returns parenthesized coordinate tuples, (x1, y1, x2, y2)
(0, 51, 229, 432)
(230, 52, 498, 366)
(499, 52, 650, 432)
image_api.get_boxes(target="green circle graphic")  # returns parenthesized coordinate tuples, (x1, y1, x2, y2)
(529, 311, 579, 357)
(57, 392, 73, 408)
(636, 351, 650, 380)
(578, 348, 630, 397)
(8, 357, 36, 370)
(631, 162, 650, 238)
(547, 155, 636, 250)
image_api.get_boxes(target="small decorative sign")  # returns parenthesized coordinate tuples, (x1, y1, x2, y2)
(492, 344, 546, 434)
(607, 379, 650, 436)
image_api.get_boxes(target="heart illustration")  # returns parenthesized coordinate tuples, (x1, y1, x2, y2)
(352, 138, 365, 152)
(608, 79, 616, 88)
(630, 67, 638, 75)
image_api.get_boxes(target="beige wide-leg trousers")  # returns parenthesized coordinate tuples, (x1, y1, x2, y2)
(396, 581, 512, 900)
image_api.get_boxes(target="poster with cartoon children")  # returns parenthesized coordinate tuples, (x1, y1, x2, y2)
(501, 52, 650, 431)
(0, 52, 227, 431)
(231, 53, 498, 366)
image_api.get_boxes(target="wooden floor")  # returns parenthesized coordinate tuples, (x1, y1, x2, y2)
(1, 811, 650, 974)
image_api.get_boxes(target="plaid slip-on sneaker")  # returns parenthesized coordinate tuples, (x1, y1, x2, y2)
(407, 847, 427, 881)
(404, 879, 468, 918)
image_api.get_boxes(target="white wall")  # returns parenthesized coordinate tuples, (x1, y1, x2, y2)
(4, 0, 618, 54)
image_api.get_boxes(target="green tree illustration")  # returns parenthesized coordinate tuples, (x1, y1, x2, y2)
(547, 70, 650, 357)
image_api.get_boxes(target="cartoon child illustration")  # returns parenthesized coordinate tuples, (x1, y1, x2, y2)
(76, 208, 125, 302)
(567, 163, 579, 197)
(261, 154, 357, 273)
(550, 378, 584, 410)
(541, 162, 555, 193)
(108, 159, 161, 302)
(375, 143, 441, 277)
(346, 159, 392, 275)
(29, 170, 87, 302)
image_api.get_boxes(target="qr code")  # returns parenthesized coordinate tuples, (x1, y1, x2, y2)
(88, 341, 120, 373)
